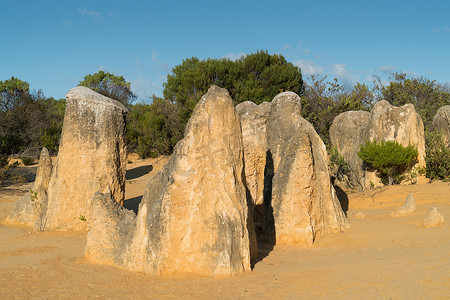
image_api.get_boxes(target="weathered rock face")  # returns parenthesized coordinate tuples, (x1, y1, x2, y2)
(45, 86, 128, 230)
(85, 190, 135, 265)
(367, 100, 426, 169)
(330, 111, 371, 190)
(86, 86, 251, 276)
(235, 101, 270, 257)
(263, 92, 348, 245)
(392, 193, 416, 217)
(330, 100, 426, 190)
(6, 147, 52, 230)
(423, 205, 444, 227)
(235, 101, 271, 207)
(432, 105, 450, 147)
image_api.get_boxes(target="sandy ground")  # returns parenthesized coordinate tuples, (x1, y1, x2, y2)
(1, 156, 449, 299)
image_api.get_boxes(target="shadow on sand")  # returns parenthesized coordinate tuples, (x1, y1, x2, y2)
(125, 165, 153, 180)
(123, 195, 143, 214)
(333, 184, 349, 216)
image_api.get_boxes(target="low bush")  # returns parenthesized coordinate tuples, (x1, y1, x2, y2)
(329, 146, 349, 183)
(425, 130, 450, 181)
(20, 157, 34, 166)
(357, 140, 418, 185)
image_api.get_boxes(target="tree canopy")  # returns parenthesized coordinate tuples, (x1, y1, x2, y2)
(78, 71, 137, 108)
(0, 76, 31, 112)
(357, 140, 418, 185)
(380, 72, 450, 130)
(0, 76, 65, 156)
(163, 50, 304, 124)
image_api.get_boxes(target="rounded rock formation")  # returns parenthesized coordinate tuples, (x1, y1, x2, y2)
(263, 92, 348, 245)
(432, 105, 450, 147)
(330, 100, 426, 190)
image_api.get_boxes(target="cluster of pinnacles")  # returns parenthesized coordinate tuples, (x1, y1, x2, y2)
(8, 85, 351, 276)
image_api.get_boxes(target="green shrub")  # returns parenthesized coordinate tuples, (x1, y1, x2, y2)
(425, 130, 450, 181)
(357, 140, 418, 185)
(329, 146, 349, 182)
(0, 153, 7, 169)
(126, 99, 183, 158)
(20, 157, 34, 166)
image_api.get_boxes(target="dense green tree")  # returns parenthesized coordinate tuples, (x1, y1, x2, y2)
(163, 50, 304, 125)
(0, 76, 31, 112)
(357, 140, 418, 185)
(0, 77, 66, 156)
(79, 71, 137, 108)
(126, 96, 183, 158)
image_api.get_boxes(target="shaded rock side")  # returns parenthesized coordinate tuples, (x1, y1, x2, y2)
(45, 86, 128, 230)
(329, 110, 371, 190)
(236, 101, 271, 206)
(235, 101, 271, 260)
(6, 147, 52, 230)
(432, 105, 450, 147)
(264, 92, 348, 245)
(85, 191, 136, 265)
(86, 86, 251, 276)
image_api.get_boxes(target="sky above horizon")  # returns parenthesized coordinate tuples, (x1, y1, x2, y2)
(1, 0, 449, 102)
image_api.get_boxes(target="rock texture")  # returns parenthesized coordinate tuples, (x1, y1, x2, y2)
(235, 101, 270, 257)
(367, 100, 426, 169)
(45, 86, 128, 230)
(330, 111, 371, 190)
(235, 101, 271, 207)
(6, 148, 52, 230)
(330, 100, 426, 190)
(263, 92, 348, 245)
(392, 193, 416, 217)
(423, 205, 444, 227)
(86, 86, 251, 276)
(85, 190, 135, 265)
(432, 105, 450, 147)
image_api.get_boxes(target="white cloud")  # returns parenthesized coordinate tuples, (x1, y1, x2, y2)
(98, 66, 106, 71)
(107, 11, 117, 19)
(405, 70, 420, 77)
(79, 7, 102, 22)
(433, 26, 450, 33)
(380, 65, 396, 73)
(223, 52, 246, 61)
(131, 77, 162, 101)
(135, 57, 145, 69)
(332, 63, 359, 83)
(294, 60, 324, 76)
(61, 21, 73, 27)
(161, 63, 170, 71)
(149, 50, 170, 71)
(333, 63, 348, 78)
(151, 50, 159, 63)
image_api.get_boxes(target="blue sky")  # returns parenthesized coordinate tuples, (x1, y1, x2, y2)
(1, 0, 449, 102)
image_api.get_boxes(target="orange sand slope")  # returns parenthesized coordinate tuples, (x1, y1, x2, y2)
(0, 157, 449, 299)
